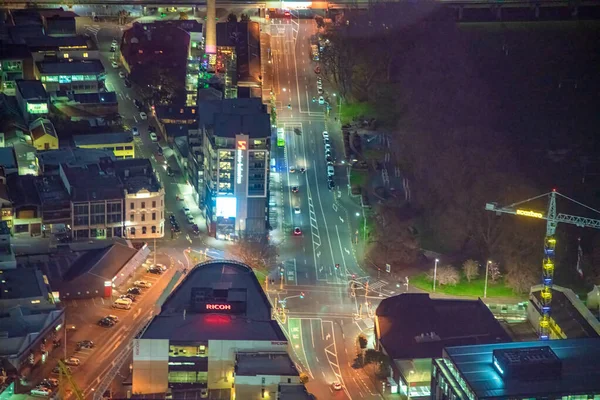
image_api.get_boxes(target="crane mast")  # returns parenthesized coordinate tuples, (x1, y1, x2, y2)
(485, 190, 600, 340)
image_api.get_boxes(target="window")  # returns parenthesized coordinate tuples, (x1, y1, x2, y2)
(152, 226, 156, 234)
(142, 227, 147, 234)
(152, 212, 156, 220)
(161, 200, 163, 206)
(141, 214, 145, 222)
(63, 53, 69, 58)
(152, 201, 156, 208)
(83, 52, 89, 58)
(130, 214, 134, 222)
(141, 202, 145, 209)
(130, 227, 136, 235)
(130, 202, 134, 209)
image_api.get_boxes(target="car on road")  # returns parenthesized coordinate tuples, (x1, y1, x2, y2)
(328, 178, 335, 190)
(191, 224, 200, 235)
(111, 61, 118, 68)
(118, 71, 126, 78)
(147, 266, 163, 274)
(317, 78, 322, 85)
(314, 66, 321, 74)
(148, 125, 156, 132)
(98, 317, 115, 327)
(186, 214, 195, 224)
(155, 263, 167, 271)
(294, 207, 301, 214)
(131, 126, 139, 136)
(51, 365, 71, 375)
(327, 165, 335, 177)
(324, 137, 330, 145)
(291, 186, 299, 193)
(324, 143, 331, 151)
(157, 145, 163, 155)
(120, 294, 137, 302)
(139, 111, 148, 120)
(76, 340, 94, 350)
(127, 287, 142, 295)
(134, 99, 143, 110)
(326, 155, 333, 165)
(64, 357, 80, 366)
(30, 387, 52, 397)
(318, 96, 325, 105)
(111, 39, 118, 47)
(39, 379, 59, 389)
(172, 224, 181, 233)
(322, 131, 329, 139)
(332, 382, 343, 391)
(110, 46, 116, 52)
(124, 78, 132, 88)
(134, 280, 152, 288)
(169, 215, 177, 225)
(289, 166, 295, 173)
(150, 132, 158, 142)
(299, 167, 306, 173)
(293, 227, 302, 236)
(182, 206, 190, 214)
(106, 315, 119, 323)
(317, 88, 324, 94)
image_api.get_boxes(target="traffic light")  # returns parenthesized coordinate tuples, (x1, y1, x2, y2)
(300, 292, 305, 299)
(351, 274, 356, 279)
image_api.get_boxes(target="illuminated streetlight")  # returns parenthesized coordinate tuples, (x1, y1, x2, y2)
(433, 258, 440, 292)
(484, 260, 492, 298)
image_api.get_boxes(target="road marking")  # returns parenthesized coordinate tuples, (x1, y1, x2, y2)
(332, 203, 338, 212)
(339, 216, 344, 223)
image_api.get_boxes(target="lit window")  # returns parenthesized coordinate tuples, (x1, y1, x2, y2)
(63, 53, 69, 58)
(138, 50, 144, 54)
(180, 108, 184, 113)
(83, 52, 89, 58)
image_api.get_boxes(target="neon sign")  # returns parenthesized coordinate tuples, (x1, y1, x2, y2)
(236, 140, 246, 185)
(206, 303, 231, 310)
(516, 209, 544, 219)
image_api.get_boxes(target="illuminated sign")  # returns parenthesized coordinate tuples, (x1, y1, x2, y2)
(27, 103, 48, 114)
(516, 209, 544, 219)
(236, 140, 246, 185)
(206, 303, 231, 310)
(216, 196, 237, 219)
(237, 140, 247, 150)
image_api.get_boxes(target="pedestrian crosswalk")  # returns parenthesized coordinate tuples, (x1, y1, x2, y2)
(83, 25, 100, 40)
(367, 279, 388, 292)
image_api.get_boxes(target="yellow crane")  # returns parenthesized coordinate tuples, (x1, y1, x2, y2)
(56, 360, 84, 400)
(486, 189, 600, 340)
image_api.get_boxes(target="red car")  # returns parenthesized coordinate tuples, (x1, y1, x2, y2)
(293, 227, 302, 236)
(314, 66, 321, 74)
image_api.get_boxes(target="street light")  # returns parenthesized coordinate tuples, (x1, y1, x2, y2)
(484, 260, 492, 298)
(433, 258, 439, 292)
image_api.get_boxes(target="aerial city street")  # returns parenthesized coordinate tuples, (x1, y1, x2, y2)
(1, 0, 600, 399)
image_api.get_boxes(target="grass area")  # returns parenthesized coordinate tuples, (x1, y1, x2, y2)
(363, 148, 386, 161)
(411, 273, 524, 299)
(350, 168, 369, 188)
(340, 101, 375, 125)
(357, 209, 375, 243)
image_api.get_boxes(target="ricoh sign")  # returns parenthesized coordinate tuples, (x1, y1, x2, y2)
(197, 302, 246, 314)
(206, 303, 231, 311)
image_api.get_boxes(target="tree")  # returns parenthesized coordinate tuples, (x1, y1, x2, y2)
(429, 265, 460, 286)
(357, 334, 367, 349)
(462, 259, 479, 282)
(488, 262, 502, 284)
(179, 12, 188, 20)
(315, 16, 325, 29)
(133, 64, 185, 106)
(226, 237, 277, 277)
(227, 13, 237, 22)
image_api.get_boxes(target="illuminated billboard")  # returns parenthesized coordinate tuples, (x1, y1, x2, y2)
(27, 102, 48, 114)
(216, 196, 237, 219)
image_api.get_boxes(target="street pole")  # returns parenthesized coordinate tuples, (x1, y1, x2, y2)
(153, 238, 156, 265)
(433, 259, 439, 292)
(484, 260, 491, 298)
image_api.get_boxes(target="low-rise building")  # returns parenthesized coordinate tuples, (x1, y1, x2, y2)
(29, 118, 58, 150)
(36, 59, 105, 94)
(375, 293, 511, 398)
(27, 35, 98, 62)
(34, 174, 71, 236)
(39, 9, 77, 37)
(15, 79, 49, 121)
(116, 159, 165, 239)
(6, 174, 42, 236)
(0, 221, 16, 269)
(0, 148, 18, 175)
(0, 44, 34, 95)
(73, 132, 135, 159)
(132, 260, 304, 399)
(432, 338, 600, 400)
(52, 91, 118, 119)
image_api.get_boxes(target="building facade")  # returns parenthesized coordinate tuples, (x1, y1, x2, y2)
(73, 132, 135, 159)
(36, 59, 105, 94)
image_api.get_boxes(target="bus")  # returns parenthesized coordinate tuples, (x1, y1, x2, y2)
(277, 127, 285, 147)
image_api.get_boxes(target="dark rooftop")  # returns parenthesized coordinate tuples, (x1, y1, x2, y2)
(0, 268, 44, 300)
(164, 124, 190, 139)
(7, 173, 41, 206)
(375, 293, 511, 360)
(36, 59, 104, 75)
(61, 163, 124, 202)
(33, 175, 70, 204)
(142, 260, 286, 342)
(0, 43, 32, 60)
(155, 105, 197, 121)
(74, 132, 134, 147)
(442, 338, 600, 399)
(16, 79, 47, 100)
(148, 19, 203, 33)
(236, 353, 298, 376)
(114, 158, 161, 194)
(0, 148, 17, 169)
(72, 92, 117, 104)
(216, 21, 261, 83)
(174, 136, 189, 158)
(26, 35, 95, 52)
(198, 98, 270, 139)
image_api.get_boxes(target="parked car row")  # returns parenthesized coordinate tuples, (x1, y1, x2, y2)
(323, 131, 336, 190)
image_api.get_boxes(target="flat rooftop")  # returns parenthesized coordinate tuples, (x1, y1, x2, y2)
(0, 268, 44, 300)
(198, 98, 270, 139)
(142, 261, 286, 342)
(38, 148, 116, 168)
(376, 294, 511, 360)
(73, 132, 134, 146)
(442, 338, 600, 398)
(17, 79, 47, 100)
(236, 353, 298, 376)
(34, 175, 70, 204)
(36, 59, 104, 75)
(114, 159, 161, 193)
(27, 34, 95, 51)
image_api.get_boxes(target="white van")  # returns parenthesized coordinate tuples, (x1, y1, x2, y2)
(327, 165, 335, 177)
(112, 298, 132, 310)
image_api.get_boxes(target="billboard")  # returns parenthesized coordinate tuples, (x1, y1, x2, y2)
(216, 196, 237, 219)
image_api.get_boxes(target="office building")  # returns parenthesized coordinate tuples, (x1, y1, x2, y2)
(190, 98, 271, 240)
(35, 59, 105, 94)
(432, 338, 600, 400)
(132, 260, 308, 399)
(375, 293, 511, 398)
(73, 132, 135, 159)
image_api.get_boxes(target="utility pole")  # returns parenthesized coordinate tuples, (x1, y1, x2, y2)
(153, 238, 157, 266)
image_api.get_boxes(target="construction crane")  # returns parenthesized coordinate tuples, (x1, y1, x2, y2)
(485, 189, 600, 340)
(57, 359, 84, 400)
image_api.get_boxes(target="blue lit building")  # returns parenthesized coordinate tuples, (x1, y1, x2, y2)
(432, 338, 600, 400)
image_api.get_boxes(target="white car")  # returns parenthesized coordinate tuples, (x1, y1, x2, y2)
(322, 131, 329, 139)
(111, 39, 118, 47)
(318, 96, 325, 105)
(64, 357, 80, 366)
(332, 382, 343, 391)
(324, 143, 331, 151)
(118, 71, 126, 78)
(317, 88, 324, 94)
(294, 207, 301, 214)
(155, 263, 167, 271)
(187, 215, 195, 224)
(134, 280, 152, 288)
(327, 165, 334, 176)
(139, 112, 148, 120)
(111, 61, 118, 69)
(131, 126, 139, 136)
(150, 132, 158, 142)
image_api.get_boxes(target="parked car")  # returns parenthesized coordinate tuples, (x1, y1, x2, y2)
(76, 340, 94, 349)
(118, 71, 126, 78)
(318, 96, 325, 105)
(134, 99, 143, 110)
(127, 287, 142, 295)
(64, 357, 80, 366)
(186, 215, 194, 224)
(157, 145, 163, 155)
(30, 387, 52, 397)
(51, 365, 71, 374)
(328, 179, 335, 190)
(155, 263, 167, 271)
(39, 379, 59, 388)
(182, 206, 191, 214)
(139, 111, 148, 120)
(191, 224, 200, 235)
(172, 224, 181, 233)
(150, 132, 158, 142)
(134, 280, 152, 288)
(327, 165, 335, 177)
(131, 126, 139, 136)
(120, 294, 137, 302)
(322, 131, 329, 139)
(105, 315, 119, 323)
(147, 266, 163, 275)
(98, 317, 115, 327)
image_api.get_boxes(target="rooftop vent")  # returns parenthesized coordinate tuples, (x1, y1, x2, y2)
(492, 346, 562, 381)
(414, 332, 441, 343)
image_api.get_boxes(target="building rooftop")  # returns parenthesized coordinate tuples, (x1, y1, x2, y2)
(375, 293, 511, 360)
(155, 105, 197, 121)
(198, 98, 270, 139)
(36, 59, 104, 75)
(0, 147, 17, 169)
(0, 268, 45, 300)
(72, 92, 117, 104)
(148, 19, 203, 33)
(34, 175, 70, 205)
(0, 43, 32, 60)
(142, 260, 286, 342)
(61, 162, 124, 202)
(174, 136, 189, 158)
(114, 158, 161, 193)
(236, 353, 298, 376)
(39, 148, 116, 170)
(29, 118, 56, 141)
(26, 34, 95, 52)
(73, 132, 133, 147)
(216, 21, 261, 83)
(59, 243, 136, 285)
(16, 79, 47, 101)
(442, 338, 600, 399)
(7, 173, 41, 206)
